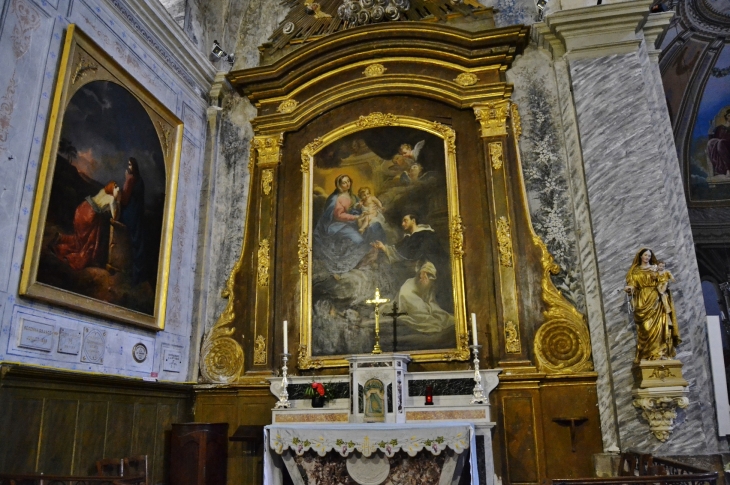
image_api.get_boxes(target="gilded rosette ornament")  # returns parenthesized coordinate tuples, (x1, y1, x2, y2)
(200, 255, 245, 383)
(254, 335, 267, 365)
(356, 112, 398, 128)
(277, 99, 299, 113)
(253, 134, 283, 166)
(363, 64, 387, 77)
(262, 169, 274, 195)
(496, 216, 513, 267)
(257, 239, 271, 287)
(454, 72, 477, 86)
(489, 142, 503, 170)
(533, 235, 593, 374)
(473, 100, 510, 138)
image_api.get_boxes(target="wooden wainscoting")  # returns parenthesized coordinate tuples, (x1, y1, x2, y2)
(0, 363, 193, 484)
(194, 385, 275, 485)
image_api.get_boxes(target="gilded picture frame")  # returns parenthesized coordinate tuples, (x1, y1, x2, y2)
(19, 25, 182, 331)
(299, 113, 469, 369)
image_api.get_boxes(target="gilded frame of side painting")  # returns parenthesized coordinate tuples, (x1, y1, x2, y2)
(19, 24, 182, 331)
(298, 113, 469, 369)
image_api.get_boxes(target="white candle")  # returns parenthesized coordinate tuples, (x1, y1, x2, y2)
(283, 320, 288, 354)
(471, 313, 478, 346)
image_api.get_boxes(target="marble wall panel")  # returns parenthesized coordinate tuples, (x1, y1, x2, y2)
(0, 0, 211, 381)
(570, 48, 722, 452)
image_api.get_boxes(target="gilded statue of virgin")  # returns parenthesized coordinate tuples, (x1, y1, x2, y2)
(625, 248, 682, 363)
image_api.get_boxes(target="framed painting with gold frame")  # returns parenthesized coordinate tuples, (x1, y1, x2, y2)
(299, 114, 469, 369)
(19, 24, 182, 331)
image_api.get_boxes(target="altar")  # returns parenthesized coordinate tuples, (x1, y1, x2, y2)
(264, 353, 500, 485)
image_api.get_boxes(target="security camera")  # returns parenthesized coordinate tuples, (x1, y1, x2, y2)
(211, 40, 235, 65)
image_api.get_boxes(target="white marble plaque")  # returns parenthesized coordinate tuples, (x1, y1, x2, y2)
(57, 327, 82, 355)
(81, 328, 107, 364)
(162, 348, 182, 372)
(18, 319, 55, 351)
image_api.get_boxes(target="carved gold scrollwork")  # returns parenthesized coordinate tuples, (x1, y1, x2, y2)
(496, 216, 513, 267)
(298, 232, 310, 274)
(257, 239, 270, 287)
(277, 99, 299, 113)
(157, 121, 172, 158)
(253, 134, 283, 166)
(473, 100, 510, 138)
(356, 112, 398, 128)
(454, 72, 477, 86)
(511, 103, 522, 138)
(489, 142, 503, 170)
(200, 254, 245, 383)
(298, 344, 324, 369)
(504, 320, 521, 354)
(442, 333, 470, 361)
(262, 169, 274, 196)
(72, 55, 98, 84)
(253, 335, 267, 365)
(450, 216, 465, 259)
(248, 144, 256, 174)
(533, 235, 593, 374)
(301, 137, 323, 173)
(363, 64, 387, 77)
(430, 121, 456, 155)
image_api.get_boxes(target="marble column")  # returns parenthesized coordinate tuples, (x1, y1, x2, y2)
(536, 1, 724, 453)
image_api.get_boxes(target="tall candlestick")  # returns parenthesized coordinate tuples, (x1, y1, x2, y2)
(283, 320, 288, 354)
(471, 313, 478, 347)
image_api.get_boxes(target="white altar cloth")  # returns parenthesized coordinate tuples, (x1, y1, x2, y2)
(264, 422, 478, 484)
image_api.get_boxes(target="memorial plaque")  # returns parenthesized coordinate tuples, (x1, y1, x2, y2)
(57, 327, 82, 355)
(81, 328, 106, 364)
(18, 318, 55, 351)
(132, 343, 148, 363)
(162, 348, 182, 372)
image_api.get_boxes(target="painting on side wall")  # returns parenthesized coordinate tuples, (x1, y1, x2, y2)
(299, 117, 469, 368)
(20, 25, 182, 331)
(687, 43, 730, 205)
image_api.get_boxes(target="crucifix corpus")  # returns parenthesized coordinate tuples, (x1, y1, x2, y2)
(383, 302, 408, 352)
(366, 288, 390, 354)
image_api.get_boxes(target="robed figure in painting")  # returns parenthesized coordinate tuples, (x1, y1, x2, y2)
(120, 157, 145, 284)
(53, 181, 119, 270)
(625, 248, 681, 363)
(707, 108, 730, 176)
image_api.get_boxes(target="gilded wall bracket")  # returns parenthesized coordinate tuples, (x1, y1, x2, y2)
(632, 387, 689, 442)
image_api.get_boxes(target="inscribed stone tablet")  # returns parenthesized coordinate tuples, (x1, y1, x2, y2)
(58, 327, 82, 355)
(162, 348, 182, 372)
(81, 328, 107, 364)
(18, 319, 54, 351)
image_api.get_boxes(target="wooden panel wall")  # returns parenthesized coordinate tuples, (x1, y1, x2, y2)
(0, 364, 193, 484)
(194, 386, 275, 485)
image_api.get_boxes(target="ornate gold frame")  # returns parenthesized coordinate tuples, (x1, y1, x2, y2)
(19, 25, 182, 331)
(298, 113, 469, 369)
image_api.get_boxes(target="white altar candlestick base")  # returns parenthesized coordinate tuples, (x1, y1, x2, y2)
(470, 344, 487, 405)
(275, 353, 292, 409)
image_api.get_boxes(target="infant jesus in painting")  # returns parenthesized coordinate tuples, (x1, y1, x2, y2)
(355, 187, 385, 234)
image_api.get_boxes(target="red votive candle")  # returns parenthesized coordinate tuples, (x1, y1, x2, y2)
(425, 386, 434, 405)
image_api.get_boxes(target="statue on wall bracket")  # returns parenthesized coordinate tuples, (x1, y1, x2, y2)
(625, 247, 689, 442)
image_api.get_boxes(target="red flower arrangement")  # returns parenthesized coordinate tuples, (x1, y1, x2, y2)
(304, 381, 331, 400)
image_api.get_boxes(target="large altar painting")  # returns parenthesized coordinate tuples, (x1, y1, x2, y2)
(302, 120, 467, 365)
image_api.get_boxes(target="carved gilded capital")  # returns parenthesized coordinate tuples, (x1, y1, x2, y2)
(473, 100, 511, 138)
(252, 134, 283, 167)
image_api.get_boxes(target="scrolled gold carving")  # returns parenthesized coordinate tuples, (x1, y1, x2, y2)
(454, 72, 477, 86)
(442, 333, 470, 361)
(363, 64, 387, 77)
(496, 216, 513, 267)
(157, 121, 171, 157)
(511, 102, 522, 138)
(277, 99, 299, 113)
(473, 100, 510, 138)
(262, 169, 274, 195)
(248, 144, 256, 173)
(200, 253, 245, 383)
(298, 232, 310, 274)
(301, 137, 323, 173)
(489, 142, 503, 170)
(430, 121, 456, 155)
(505, 320, 521, 354)
(533, 236, 593, 374)
(253, 134, 283, 166)
(297, 344, 324, 370)
(254, 334, 267, 365)
(257, 239, 271, 287)
(356, 112, 398, 128)
(450, 216, 464, 259)
(72, 55, 98, 84)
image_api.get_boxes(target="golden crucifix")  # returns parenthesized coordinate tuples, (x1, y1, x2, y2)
(366, 287, 390, 354)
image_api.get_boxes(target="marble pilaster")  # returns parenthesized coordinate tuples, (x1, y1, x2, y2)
(536, 1, 724, 452)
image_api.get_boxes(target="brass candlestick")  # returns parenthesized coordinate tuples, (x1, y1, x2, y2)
(366, 288, 389, 354)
